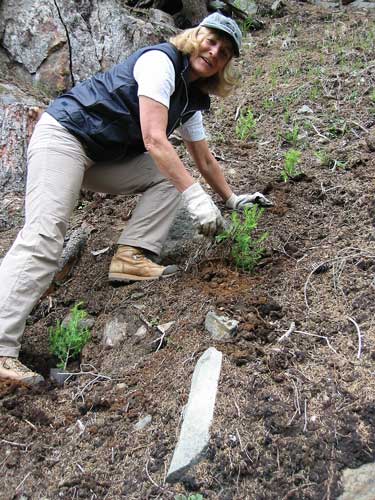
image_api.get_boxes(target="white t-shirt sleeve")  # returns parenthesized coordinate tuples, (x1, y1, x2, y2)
(133, 51, 175, 108)
(178, 111, 206, 142)
(134, 50, 206, 142)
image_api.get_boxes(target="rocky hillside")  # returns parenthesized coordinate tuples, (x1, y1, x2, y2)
(1, 1, 375, 499)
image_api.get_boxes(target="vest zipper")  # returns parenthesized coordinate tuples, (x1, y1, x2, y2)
(167, 67, 190, 135)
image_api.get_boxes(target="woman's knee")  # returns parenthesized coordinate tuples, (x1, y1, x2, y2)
(18, 217, 67, 264)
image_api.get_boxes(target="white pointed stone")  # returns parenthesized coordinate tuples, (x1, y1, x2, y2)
(166, 347, 223, 483)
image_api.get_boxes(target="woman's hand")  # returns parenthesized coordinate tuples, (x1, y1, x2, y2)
(182, 183, 224, 237)
(225, 193, 273, 210)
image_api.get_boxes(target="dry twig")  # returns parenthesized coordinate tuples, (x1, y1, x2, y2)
(0, 439, 27, 448)
(70, 364, 112, 402)
(278, 321, 296, 342)
(347, 316, 362, 359)
(295, 329, 339, 356)
(310, 122, 330, 141)
(15, 472, 31, 491)
(145, 459, 161, 489)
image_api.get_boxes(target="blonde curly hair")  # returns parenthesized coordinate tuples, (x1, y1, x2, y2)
(169, 26, 239, 97)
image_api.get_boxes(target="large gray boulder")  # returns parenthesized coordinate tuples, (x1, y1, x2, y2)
(0, 0, 70, 92)
(0, 0, 178, 94)
(0, 102, 40, 194)
(0, 0, 179, 202)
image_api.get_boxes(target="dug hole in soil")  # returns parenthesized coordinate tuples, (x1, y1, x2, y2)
(1, 2, 375, 499)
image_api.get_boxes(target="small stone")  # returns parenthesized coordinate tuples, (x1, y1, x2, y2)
(134, 415, 152, 431)
(271, 0, 285, 12)
(231, 0, 258, 15)
(133, 303, 146, 311)
(134, 325, 147, 338)
(50, 368, 71, 386)
(102, 317, 127, 347)
(205, 311, 238, 340)
(298, 105, 314, 114)
(338, 462, 375, 500)
(157, 321, 175, 333)
(365, 132, 375, 152)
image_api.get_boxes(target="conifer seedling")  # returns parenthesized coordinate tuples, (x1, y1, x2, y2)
(49, 302, 91, 370)
(217, 205, 268, 272)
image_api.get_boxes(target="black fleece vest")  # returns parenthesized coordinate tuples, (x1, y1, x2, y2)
(47, 43, 210, 162)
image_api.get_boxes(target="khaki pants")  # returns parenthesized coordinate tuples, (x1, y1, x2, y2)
(0, 113, 181, 357)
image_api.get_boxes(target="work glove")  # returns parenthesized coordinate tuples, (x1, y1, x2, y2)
(182, 183, 225, 237)
(225, 192, 273, 210)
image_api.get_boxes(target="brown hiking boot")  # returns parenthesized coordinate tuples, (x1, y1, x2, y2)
(0, 357, 44, 385)
(108, 245, 178, 283)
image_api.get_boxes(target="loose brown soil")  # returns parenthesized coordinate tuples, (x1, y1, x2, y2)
(1, 3, 375, 499)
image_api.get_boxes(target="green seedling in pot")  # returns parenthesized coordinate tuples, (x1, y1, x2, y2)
(49, 302, 91, 370)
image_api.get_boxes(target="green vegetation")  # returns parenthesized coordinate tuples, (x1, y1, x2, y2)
(252, 66, 264, 80)
(262, 97, 276, 111)
(49, 302, 91, 370)
(308, 83, 321, 100)
(281, 149, 302, 182)
(327, 118, 347, 139)
(241, 16, 256, 34)
(315, 150, 347, 170)
(217, 206, 268, 272)
(281, 123, 300, 146)
(314, 150, 331, 167)
(370, 89, 375, 103)
(235, 108, 257, 140)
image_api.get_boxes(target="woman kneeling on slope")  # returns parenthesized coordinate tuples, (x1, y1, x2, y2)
(0, 13, 272, 384)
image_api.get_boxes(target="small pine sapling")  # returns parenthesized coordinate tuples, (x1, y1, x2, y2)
(281, 149, 301, 182)
(49, 302, 91, 370)
(217, 205, 268, 272)
(235, 108, 257, 140)
(283, 123, 300, 146)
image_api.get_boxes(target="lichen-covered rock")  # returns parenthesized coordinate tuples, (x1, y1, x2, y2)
(0, 102, 41, 193)
(0, 0, 70, 92)
(0, 0, 179, 94)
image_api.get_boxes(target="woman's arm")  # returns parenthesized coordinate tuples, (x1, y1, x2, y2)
(139, 96, 224, 236)
(184, 139, 273, 210)
(139, 96, 195, 192)
(184, 139, 233, 201)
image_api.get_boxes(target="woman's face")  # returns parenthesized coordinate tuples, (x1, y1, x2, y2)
(189, 31, 233, 81)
